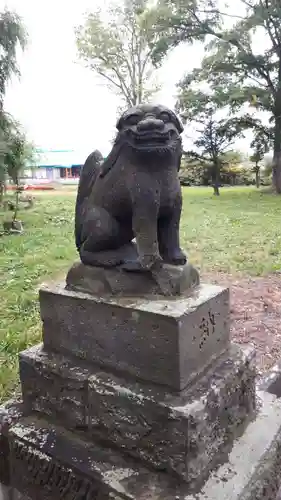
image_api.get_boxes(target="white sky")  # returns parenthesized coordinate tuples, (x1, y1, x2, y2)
(1, 0, 267, 158)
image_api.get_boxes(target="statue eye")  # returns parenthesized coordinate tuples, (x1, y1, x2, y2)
(159, 112, 170, 123)
(126, 115, 140, 126)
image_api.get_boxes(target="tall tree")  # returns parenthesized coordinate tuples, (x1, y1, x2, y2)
(76, 0, 160, 107)
(250, 128, 272, 188)
(0, 10, 27, 106)
(0, 111, 12, 202)
(150, 0, 281, 193)
(0, 9, 27, 200)
(4, 127, 36, 222)
(178, 87, 252, 195)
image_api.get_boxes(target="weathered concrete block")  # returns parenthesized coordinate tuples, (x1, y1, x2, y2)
(19, 344, 255, 484)
(20, 349, 89, 429)
(7, 392, 281, 500)
(184, 391, 281, 500)
(40, 282, 230, 391)
(0, 484, 11, 500)
(88, 345, 256, 483)
(8, 416, 184, 500)
(258, 360, 281, 397)
(0, 486, 30, 500)
(0, 399, 24, 486)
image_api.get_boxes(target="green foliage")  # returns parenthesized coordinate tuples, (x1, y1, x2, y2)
(179, 157, 209, 186)
(76, 0, 160, 107)
(180, 149, 255, 186)
(0, 9, 27, 202)
(150, 0, 281, 192)
(5, 129, 35, 184)
(250, 128, 271, 164)
(220, 150, 252, 185)
(0, 116, 36, 182)
(177, 87, 253, 194)
(0, 9, 27, 103)
(6, 130, 36, 220)
(249, 126, 272, 186)
(0, 113, 36, 221)
(0, 112, 16, 202)
(148, 0, 220, 65)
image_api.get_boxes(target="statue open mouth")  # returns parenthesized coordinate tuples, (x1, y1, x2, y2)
(129, 130, 175, 151)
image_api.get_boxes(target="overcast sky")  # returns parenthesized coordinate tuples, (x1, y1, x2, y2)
(1, 0, 263, 158)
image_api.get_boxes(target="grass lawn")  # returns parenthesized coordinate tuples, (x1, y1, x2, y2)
(1, 185, 281, 401)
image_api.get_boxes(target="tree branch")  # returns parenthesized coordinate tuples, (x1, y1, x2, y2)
(189, 7, 276, 94)
(97, 53, 134, 105)
(263, 0, 281, 50)
(91, 65, 123, 91)
(261, 0, 280, 53)
(184, 150, 210, 163)
(197, 9, 245, 20)
(239, 0, 255, 9)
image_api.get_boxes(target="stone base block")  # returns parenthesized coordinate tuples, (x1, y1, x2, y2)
(19, 343, 255, 484)
(40, 281, 229, 391)
(0, 485, 30, 500)
(0, 399, 24, 486)
(258, 360, 281, 397)
(185, 391, 281, 500)
(8, 416, 184, 500)
(66, 260, 200, 297)
(7, 391, 281, 500)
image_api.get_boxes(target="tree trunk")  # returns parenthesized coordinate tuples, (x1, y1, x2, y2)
(13, 184, 20, 221)
(272, 85, 281, 193)
(255, 165, 260, 188)
(272, 150, 281, 193)
(212, 160, 220, 196)
(213, 183, 220, 196)
(0, 180, 5, 204)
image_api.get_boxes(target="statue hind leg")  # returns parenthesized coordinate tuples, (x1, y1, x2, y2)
(79, 207, 135, 267)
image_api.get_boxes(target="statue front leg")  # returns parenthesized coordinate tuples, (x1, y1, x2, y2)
(122, 202, 161, 272)
(158, 196, 187, 265)
(123, 202, 184, 295)
(122, 196, 185, 295)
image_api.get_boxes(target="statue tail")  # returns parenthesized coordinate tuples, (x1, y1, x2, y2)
(75, 150, 103, 250)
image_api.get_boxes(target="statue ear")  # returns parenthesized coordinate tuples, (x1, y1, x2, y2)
(174, 113, 184, 134)
(116, 115, 124, 131)
(99, 135, 123, 178)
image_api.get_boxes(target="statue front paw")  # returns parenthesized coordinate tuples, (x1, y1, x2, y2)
(161, 248, 187, 266)
(121, 254, 163, 273)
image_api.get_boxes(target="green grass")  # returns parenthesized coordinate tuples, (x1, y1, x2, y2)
(181, 186, 281, 275)
(0, 192, 77, 401)
(1, 185, 281, 401)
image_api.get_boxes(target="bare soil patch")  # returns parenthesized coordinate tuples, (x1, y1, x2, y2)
(203, 272, 281, 374)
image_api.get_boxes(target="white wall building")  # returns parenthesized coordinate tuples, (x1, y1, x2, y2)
(24, 149, 89, 181)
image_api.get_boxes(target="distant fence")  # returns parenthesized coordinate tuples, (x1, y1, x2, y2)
(18, 178, 79, 186)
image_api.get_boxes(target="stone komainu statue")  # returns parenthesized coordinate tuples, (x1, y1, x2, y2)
(75, 104, 187, 272)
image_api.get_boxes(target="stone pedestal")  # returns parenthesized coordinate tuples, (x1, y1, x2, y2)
(19, 343, 255, 485)
(2, 275, 281, 499)
(66, 260, 200, 297)
(40, 282, 229, 391)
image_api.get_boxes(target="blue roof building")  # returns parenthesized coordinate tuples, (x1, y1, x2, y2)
(25, 149, 88, 181)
